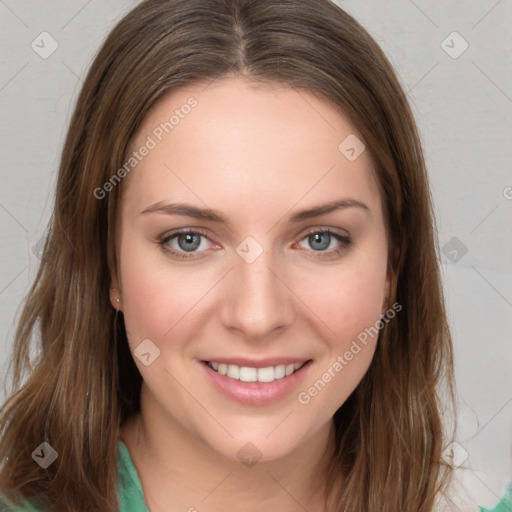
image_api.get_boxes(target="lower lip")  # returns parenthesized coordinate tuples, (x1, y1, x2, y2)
(200, 360, 312, 406)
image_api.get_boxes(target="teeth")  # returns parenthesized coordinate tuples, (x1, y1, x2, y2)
(257, 367, 274, 383)
(207, 361, 306, 383)
(227, 365, 240, 379)
(274, 365, 286, 379)
(239, 367, 257, 382)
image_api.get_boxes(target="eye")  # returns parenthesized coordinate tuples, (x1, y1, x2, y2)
(295, 228, 352, 259)
(158, 229, 215, 259)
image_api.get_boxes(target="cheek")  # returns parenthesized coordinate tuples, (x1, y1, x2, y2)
(117, 241, 208, 345)
(297, 256, 388, 347)
(295, 262, 388, 415)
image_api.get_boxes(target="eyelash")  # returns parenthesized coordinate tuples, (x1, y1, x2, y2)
(157, 227, 352, 260)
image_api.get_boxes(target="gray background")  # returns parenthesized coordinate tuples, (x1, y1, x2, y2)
(0, 1, 511, 508)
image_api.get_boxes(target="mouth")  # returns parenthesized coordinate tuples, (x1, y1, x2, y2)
(200, 358, 313, 405)
(203, 360, 310, 383)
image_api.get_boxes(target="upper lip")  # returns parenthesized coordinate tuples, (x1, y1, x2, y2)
(201, 357, 311, 368)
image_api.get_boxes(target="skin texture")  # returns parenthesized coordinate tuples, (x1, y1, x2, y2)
(111, 76, 391, 511)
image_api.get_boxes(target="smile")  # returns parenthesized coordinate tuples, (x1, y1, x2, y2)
(205, 361, 307, 383)
(200, 358, 313, 405)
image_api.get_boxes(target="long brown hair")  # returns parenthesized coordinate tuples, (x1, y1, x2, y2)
(0, 0, 455, 510)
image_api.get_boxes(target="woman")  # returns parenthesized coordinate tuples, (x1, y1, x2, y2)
(0, 0, 493, 510)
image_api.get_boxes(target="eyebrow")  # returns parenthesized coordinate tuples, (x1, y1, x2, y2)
(140, 198, 370, 225)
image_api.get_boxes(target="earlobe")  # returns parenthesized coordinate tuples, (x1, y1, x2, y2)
(107, 238, 122, 311)
(108, 264, 122, 311)
(110, 287, 122, 311)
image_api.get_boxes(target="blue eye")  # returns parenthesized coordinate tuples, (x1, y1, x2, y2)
(158, 228, 352, 260)
(158, 229, 213, 259)
(298, 229, 352, 258)
(174, 232, 201, 252)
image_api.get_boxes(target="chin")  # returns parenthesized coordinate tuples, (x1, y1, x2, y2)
(199, 422, 318, 467)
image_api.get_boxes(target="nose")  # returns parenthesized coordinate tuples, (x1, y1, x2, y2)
(219, 248, 296, 341)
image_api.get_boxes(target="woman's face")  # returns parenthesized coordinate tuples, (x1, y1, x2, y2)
(111, 76, 390, 462)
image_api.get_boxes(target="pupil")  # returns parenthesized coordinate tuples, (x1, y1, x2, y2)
(310, 233, 329, 251)
(179, 233, 200, 252)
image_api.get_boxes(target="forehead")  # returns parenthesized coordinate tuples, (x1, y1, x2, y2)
(120, 76, 382, 222)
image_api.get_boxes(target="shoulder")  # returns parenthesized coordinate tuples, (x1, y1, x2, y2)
(0, 440, 149, 512)
(117, 439, 151, 512)
(478, 486, 512, 512)
(0, 494, 45, 511)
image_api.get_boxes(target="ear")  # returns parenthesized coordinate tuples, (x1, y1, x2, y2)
(107, 234, 122, 312)
(109, 279, 122, 311)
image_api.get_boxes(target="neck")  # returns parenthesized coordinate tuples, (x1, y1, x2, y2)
(120, 385, 340, 512)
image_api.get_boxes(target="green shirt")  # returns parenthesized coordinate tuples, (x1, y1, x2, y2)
(1, 441, 510, 511)
(117, 440, 151, 511)
(0, 441, 150, 511)
(479, 486, 512, 512)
